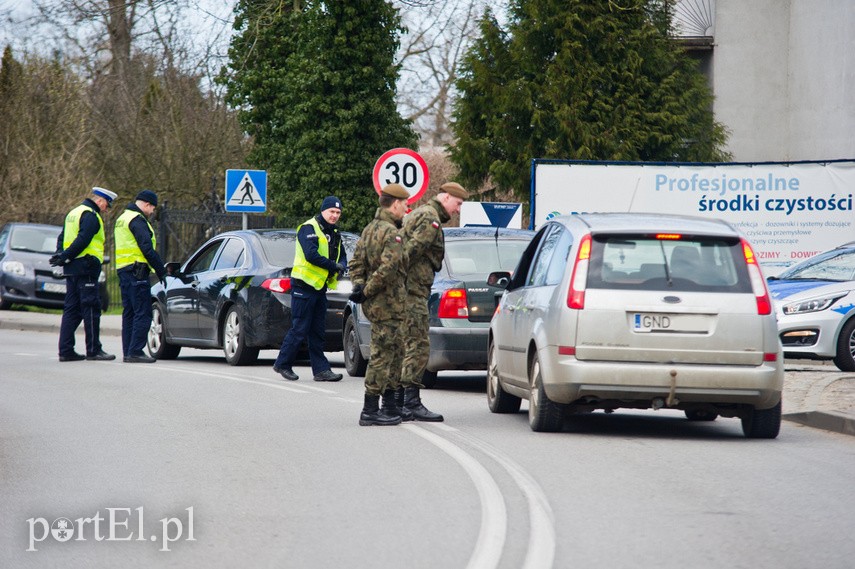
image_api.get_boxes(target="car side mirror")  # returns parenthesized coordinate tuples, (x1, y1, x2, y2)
(165, 262, 182, 277)
(487, 271, 512, 289)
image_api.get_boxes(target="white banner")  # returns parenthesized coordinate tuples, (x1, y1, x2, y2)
(533, 160, 855, 274)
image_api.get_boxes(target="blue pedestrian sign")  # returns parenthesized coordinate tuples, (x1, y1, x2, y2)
(225, 169, 267, 213)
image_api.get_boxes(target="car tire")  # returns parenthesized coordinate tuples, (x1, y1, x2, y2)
(148, 303, 181, 360)
(741, 401, 781, 439)
(223, 305, 259, 366)
(528, 353, 564, 432)
(833, 318, 855, 371)
(487, 340, 521, 413)
(685, 409, 718, 421)
(343, 313, 367, 377)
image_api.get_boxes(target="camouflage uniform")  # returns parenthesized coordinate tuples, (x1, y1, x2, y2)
(349, 207, 406, 396)
(401, 198, 451, 386)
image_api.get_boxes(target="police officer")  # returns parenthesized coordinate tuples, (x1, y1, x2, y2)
(114, 189, 167, 363)
(400, 182, 469, 421)
(50, 187, 117, 362)
(273, 196, 347, 382)
(349, 184, 410, 426)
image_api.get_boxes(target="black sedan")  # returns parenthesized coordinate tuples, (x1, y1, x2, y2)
(343, 226, 534, 387)
(147, 228, 357, 365)
(0, 222, 110, 311)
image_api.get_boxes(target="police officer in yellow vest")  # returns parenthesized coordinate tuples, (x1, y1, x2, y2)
(114, 189, 167, 363)
(273, 196, 347, 381)
(50, 187, 117, 362)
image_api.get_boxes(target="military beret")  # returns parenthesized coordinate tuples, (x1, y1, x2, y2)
(382, 183, 410, 200)
(440, 182, 469, 199)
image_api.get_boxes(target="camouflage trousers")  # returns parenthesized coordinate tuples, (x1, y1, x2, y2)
(401, 295, 429, 387)
(364, 318, 404, 396)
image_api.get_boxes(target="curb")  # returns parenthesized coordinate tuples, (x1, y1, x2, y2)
(0, 319, 122, 337)
(783, 411, 855, 436)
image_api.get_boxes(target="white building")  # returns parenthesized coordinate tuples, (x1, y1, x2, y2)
(675, 0, 855, 161)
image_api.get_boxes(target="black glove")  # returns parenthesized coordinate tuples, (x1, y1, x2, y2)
(335, 263, 346, 277)
(49, 254, 64, 267)
(349, 285, 366, 304)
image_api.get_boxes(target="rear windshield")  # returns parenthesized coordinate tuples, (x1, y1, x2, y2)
(587, 234, 752, 293)
(443, 239, 531, 277)
(258, 231, 358, 268)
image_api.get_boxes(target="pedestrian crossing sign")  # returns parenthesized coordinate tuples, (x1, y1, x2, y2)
(225, 169, 267, 213)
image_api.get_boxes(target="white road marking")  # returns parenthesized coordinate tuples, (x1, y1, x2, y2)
(403, 423, 507, 569)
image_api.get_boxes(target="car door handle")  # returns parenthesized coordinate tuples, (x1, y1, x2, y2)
(506, 305, 516, 312)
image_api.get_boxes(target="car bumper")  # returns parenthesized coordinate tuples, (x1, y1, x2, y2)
(775, 310, 843, 359)
(538, 346, 784, 410)
(0, 273, 65, 308)
(426, 325, 489, 371)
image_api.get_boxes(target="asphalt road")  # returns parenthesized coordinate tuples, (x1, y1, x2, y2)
(2, 328, 855, 569)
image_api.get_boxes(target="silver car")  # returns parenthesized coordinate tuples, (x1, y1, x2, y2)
(487, 213, 783, 438)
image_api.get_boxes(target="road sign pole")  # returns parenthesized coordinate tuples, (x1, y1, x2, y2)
(242, 213, 248, 230)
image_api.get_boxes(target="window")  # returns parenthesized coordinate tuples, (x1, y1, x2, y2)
(527, 225, 562, 287)
(185, 240, 223, 274)
(213, 238, 246, 270)
(587, 234, 750, 292)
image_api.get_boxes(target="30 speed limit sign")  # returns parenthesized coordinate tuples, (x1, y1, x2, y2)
(372, 148, 430, 204)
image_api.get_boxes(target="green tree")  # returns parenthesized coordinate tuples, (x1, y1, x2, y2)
(451, 0, 730, 200)
(221, 0, 417, 231)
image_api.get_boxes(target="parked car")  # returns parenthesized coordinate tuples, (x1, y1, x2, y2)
(767, 241, 855, 370)
(0, 222, 109, 311)
(487, 213, 784, 438)
(147, 228, 357, 365)
(343, 226, 535, 386)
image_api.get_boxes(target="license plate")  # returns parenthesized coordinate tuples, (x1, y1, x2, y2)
(43, 282, 66, 293)
(633, 312, 710, 334)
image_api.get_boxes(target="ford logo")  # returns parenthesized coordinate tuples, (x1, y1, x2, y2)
(662, 296, 681, 304)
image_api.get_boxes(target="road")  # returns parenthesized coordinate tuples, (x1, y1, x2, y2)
(2, 328, 854, 568)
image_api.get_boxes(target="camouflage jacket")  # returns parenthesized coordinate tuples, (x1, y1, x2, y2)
(402, 198, 450, 298)
(349, 207, 406, 322)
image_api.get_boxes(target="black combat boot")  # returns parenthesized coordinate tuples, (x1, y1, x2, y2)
(380, 388, 410, 422)
(394, 387, 414, 422)
(404, 386, 444, 422)
(359, 394, 402, 426)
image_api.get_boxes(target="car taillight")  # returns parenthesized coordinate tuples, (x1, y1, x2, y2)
(438, 288, 469, 318)
(741, 239, 772, 315)
(566, 234, 592, 309)
(261, 277, 292, 293)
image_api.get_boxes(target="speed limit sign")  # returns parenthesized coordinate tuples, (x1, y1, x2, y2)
(372, 148, 430, 204)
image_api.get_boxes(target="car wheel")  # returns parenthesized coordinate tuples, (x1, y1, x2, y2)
(343, 313, 367, 377)
(528, 353, 564, 432)
(487, 340, 521, 413)
(741, 401, 781, 439)
(223, 305, 259, 366)
(147, 303, 181, 360)
(833, 318, 855, 371)
(685, 409, 718, 421)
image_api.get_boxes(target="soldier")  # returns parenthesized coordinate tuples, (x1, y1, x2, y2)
(400, 181, 469, 421)
(348, 184, 410, 426)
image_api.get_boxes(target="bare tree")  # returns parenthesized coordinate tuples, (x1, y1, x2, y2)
(395, 0, 505, 150)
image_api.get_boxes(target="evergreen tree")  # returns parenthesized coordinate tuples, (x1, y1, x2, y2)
(451, 0, 730, 200)
(221, 0, 417, 231)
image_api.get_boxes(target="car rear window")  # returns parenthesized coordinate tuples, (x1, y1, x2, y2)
(586, 234, 751, 293)
(444, 239, 531, 276)
(258, 231, 358, 268)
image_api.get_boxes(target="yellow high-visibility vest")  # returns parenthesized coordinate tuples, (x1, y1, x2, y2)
(63, 204, 105, 262)
(114, 209, 156, 270)
(291, 218, 340, 290)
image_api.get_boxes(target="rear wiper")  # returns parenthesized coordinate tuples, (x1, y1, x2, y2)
(660, 241, 672, 286)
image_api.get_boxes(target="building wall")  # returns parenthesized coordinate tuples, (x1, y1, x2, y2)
(711, 0, 855, 161)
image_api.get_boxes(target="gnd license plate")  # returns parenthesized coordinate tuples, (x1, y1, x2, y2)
(633, 312, 710, 334)
(42, 282, 66, 294)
